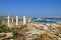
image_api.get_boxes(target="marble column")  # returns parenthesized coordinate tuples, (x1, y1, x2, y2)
(23, 16, 26, 25)
(28, 18, 31, 23)
(16, 15, 18, 25)
(12, 18, 14, 23)
(7, 15, 10, 27)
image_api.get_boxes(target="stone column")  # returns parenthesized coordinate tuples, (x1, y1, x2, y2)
(7, 15, 10, 27)
(12, 18, 14, 23)
(23, 16, 26, 25)
(28, 18, 31, 23)
(16, 15, 18, 25)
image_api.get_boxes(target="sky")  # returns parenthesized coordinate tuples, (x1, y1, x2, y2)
(0, 0, 61, 16)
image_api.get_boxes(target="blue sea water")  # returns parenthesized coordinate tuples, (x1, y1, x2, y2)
(0, 18, 61, 23)
(31, 18, 61, 23)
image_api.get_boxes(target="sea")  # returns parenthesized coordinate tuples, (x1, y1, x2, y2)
(31, 18, 61, 24)
(0, 18, 61, 24)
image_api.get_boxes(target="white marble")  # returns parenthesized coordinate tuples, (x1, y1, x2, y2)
(23, 16, 26, 25)
(8, 15, 10, 27)
(16, 15, 18, 25)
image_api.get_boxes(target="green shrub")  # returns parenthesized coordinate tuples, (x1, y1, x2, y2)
(0, 25, 12, 33)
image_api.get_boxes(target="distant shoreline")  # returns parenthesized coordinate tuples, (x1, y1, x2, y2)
(0, 16, 61, 18)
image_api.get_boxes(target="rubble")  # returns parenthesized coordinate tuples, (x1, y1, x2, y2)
(0, 32, 13, 40)
(19, 22, 61, 40)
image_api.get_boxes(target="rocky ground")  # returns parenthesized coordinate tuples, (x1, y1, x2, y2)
(16, 22, 61, 40)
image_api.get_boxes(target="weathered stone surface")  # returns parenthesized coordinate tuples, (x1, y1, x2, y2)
(17, 22, 61, 40)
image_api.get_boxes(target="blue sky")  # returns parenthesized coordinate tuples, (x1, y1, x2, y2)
(0, 0, 61, 16)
